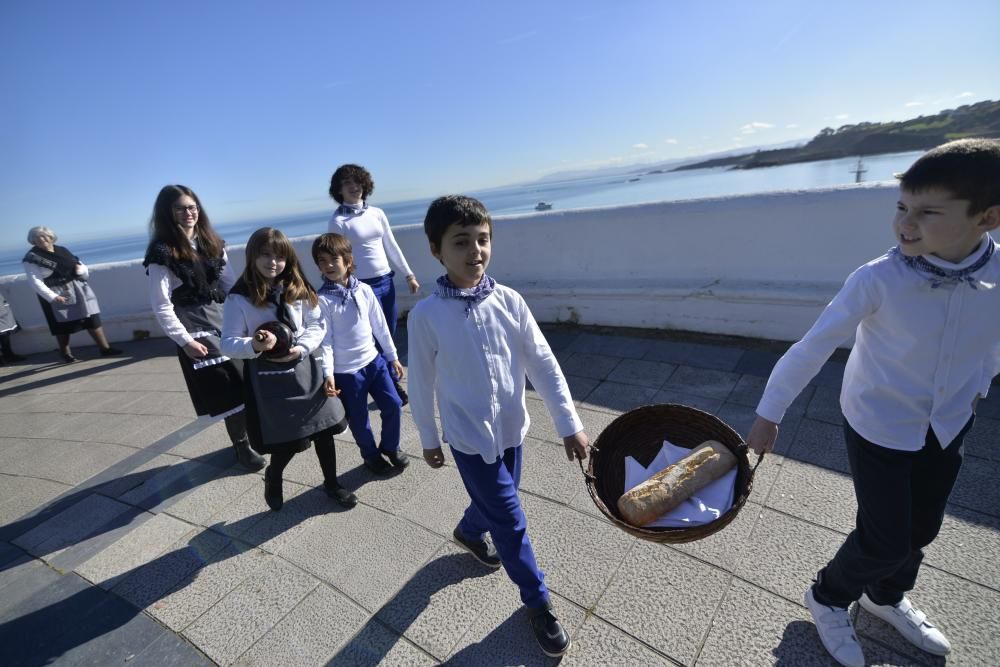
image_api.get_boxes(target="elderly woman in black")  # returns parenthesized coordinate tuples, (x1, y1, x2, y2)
(22, 226, 122, 363)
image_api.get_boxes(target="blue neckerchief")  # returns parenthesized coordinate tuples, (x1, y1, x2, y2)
(319, 275, 360, 306)
(889, 236, 995, 289)
(336, 202, 368, 217)
(436, 274, 497, 317)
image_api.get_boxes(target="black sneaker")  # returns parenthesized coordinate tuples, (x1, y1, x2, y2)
(528, 606, 571, 657)
(452, 527, 502, 568)
(263, 465, 283, 511)
(363, 455, 393, 475)
(324, 482, 358, 508)
(381, 448, 410, 470)
(100, 347, 123, 357)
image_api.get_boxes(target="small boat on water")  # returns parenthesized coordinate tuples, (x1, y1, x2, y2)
(534, 201, 553, 211)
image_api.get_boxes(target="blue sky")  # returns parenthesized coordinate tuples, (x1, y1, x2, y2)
(2, 0, 998, 247)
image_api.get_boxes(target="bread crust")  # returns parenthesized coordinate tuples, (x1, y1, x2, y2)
(617, 440, 737, 526)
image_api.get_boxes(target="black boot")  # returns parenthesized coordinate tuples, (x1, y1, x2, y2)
(324, 481, 358, 508)
(232, 438, 266, 471)
(264, 465, 283, 511)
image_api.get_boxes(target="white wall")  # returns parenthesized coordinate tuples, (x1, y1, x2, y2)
(0, 183, 901, 354)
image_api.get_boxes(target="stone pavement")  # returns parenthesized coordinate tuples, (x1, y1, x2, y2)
(0, 325, 997, 666)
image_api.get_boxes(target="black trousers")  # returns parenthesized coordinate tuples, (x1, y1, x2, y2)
(268, 428, 339, 483)
(814, 416, 972, 608)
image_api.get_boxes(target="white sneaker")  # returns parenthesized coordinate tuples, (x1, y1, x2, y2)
(804, 587, 866, 667)
(859, 594, 951, 656)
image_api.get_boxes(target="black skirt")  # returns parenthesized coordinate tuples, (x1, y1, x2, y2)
(176, 344, 246, 417)
(38, 296, 101, 336)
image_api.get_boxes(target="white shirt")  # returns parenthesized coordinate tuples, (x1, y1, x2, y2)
(327, 205, 413, 280)
(146, 249, 237, 347)
(24, 260, 89, 303)
(757, 238, 1000, 451)
(319, 281, 398, 376)
(221, 292, 326, 360)
(408, 283, 583, 463)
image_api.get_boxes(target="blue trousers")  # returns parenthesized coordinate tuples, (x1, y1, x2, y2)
(359, 272, 397, 364)
(334, 355, 402, 461)
(450, 445, 549, 609)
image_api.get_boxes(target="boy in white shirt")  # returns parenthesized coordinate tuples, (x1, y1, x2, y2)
(313, 233, 407, 475)
(407, 195, 589, 658)
(747, 139, 1000, 667)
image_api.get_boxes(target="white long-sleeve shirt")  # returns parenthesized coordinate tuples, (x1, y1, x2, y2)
(327, 205, 413, 280)
(147, 249, 237, 347)
(319, 281, 398, 376)
(23, 261, 89, 302)
(221, 293, 326, 360)
(757, 238, 1000, 451)
(408, 283, 583, 463)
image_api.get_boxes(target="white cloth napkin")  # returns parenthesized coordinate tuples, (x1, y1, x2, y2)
(623, 439, 736, 528)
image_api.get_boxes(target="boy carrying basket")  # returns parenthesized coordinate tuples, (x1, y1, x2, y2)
(747, 139, 1000, 667)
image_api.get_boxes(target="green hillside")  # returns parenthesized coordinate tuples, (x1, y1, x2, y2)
(673, 100, 1000, 171)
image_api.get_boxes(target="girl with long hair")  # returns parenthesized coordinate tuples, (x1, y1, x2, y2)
(221, 227, 354, 510)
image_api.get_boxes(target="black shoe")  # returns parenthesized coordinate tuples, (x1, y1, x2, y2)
(394, 380, 409, 407)
(528, 606, 571, 657)
(233, 439, 266, 471)
(264, 466, 283, 511)
(100, 347, 123, 357)
(61, 352, 78, 364)
(381, 448, 410, 470)
(324, 481, 358, 508)
(452, 527, 502, 568)
(363, 455, 393, 475)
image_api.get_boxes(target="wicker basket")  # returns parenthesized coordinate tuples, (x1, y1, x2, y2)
(583, 403, 761, 543)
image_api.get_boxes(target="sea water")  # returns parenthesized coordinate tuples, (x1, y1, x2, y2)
(0, 151, 921, 278)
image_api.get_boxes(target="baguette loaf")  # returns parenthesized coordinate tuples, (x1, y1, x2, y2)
(617, 440, 737, 526)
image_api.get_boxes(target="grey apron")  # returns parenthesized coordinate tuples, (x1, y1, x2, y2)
(246, 352, 346, 446)
(50, 279, 100, 323)
(0, 293, 16, 334)
(173, 298, 244, 417)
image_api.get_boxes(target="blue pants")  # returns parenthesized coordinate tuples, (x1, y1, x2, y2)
(359, 272, 397, 364)
(335, 355, 402, 461)
(450, 445, 549, 609)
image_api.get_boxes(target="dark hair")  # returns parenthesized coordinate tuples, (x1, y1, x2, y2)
(328, 164, 374, 204)
(241, 227, 318, 308)
(899, 138, 1000, 215)
(311, 233, 354, 277)
(423, 195, 493, 250)
(148, 185, 224, 261)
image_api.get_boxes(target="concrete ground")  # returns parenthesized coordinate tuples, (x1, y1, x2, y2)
(0, 325, 997, 666)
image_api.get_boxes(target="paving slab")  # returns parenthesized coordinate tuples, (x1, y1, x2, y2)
(11, 493, 134, 561)
(596, 540, 730, 664)
(234, 583, 369, 666)
(75, 512, 194, 589)
(182, 555, 319, 665)
(374, 544, 505, 660)
(277, 503, 442, 611)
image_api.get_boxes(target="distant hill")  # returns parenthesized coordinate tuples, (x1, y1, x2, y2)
(674, 100, 1000, 172)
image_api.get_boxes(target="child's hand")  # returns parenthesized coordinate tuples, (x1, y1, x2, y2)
(747, 416, 779, 455)
(252, 330, 276, 353)
(183, 340, 209, 359)
(406, 275, 420, 294)
(53, 295, 68, 304)
(423, 447, 445, 468)
(324, 376, 340, 397)
(389, 360, 404, 381)
(563, 431, 589, 462)
(269, 346, 303, 363)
